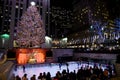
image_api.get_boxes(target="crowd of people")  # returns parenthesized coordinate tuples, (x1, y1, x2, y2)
(14, 63, 115, 80)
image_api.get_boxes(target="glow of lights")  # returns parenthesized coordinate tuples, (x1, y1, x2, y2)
(90, 48, 93, 50)
(86, 45, 89, 47)
(82, 45, 85, 48)
(2, 38, 5, 47)
(117, 45, 119, 47)
(62, 37, 68, 41)
(94, 44, 97, 47)
(15, 5, 45, 48)
(45, 36, 52, 40)
(102, 27, 104, 30)
(16, 6, 18, 8)
(100, 44, 103, 47)
(1, 34, 9, 39)
(115, 37, 118, 40)
(109, 47, 112, 51)
(16, 49, 46, 65)
(9, 19, 11, 21)
(90, 25, 93, 29)
(113, 47, 115, 50)
(31, 1, 36, 6)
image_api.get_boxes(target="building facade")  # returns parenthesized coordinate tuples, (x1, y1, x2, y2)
(50, 6, 73, 38)
(67, 0, 120, 50)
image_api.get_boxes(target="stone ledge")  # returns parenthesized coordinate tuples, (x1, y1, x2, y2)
(115, 63, 120, 77)
(0, 61, 14, 80)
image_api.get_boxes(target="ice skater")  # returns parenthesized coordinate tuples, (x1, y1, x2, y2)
(23, 65, 25, 72)
(59, 62, 62, 70)
(66, 62, 69, 73)
(14, 64, 17, 71)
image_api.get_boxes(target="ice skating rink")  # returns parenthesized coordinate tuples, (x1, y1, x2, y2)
(13, 61, 106, 80)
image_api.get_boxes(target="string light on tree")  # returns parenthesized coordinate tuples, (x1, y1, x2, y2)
(15, 3, 46, 48)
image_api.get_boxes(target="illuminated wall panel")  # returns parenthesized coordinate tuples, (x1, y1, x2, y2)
(16, 49, 46, 65)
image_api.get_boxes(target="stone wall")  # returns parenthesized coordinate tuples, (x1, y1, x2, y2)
(115, 63, 120, 77)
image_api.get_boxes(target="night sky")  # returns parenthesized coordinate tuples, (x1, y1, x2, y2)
(105, 0, 120, 18)
(51, 0, 73, 8)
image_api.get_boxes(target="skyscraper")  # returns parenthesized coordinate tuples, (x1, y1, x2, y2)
(72, 0, 109, 32)
(50, 6, 73, 38)
(0, 0, 4, 34)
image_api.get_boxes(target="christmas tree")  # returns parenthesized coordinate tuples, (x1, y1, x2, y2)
(15, 3, 45, 48)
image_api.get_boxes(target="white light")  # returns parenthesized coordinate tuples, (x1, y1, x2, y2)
(2, 38, 5, 47)
(16, 6, 18, 8)
(82, 45, 85, 48)
(102, 27, 104, 30)
(62, 38, 67, 41)
(90, 25, 93, 29)
(45, 36, 52, 40)
(31, 1, 36, 6)
(115, 37, 118, 40)
(86, 45, 89, 47)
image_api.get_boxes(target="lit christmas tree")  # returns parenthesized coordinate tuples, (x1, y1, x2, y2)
(15, 2, 46, 48)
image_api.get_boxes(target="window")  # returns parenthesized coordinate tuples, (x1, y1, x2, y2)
(10, 1, 12, 5)
(15, 9, 18, 17)
(20, 9, 23, 17)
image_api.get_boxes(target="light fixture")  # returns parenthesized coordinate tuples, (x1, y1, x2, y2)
(31, 1, 36, 6)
